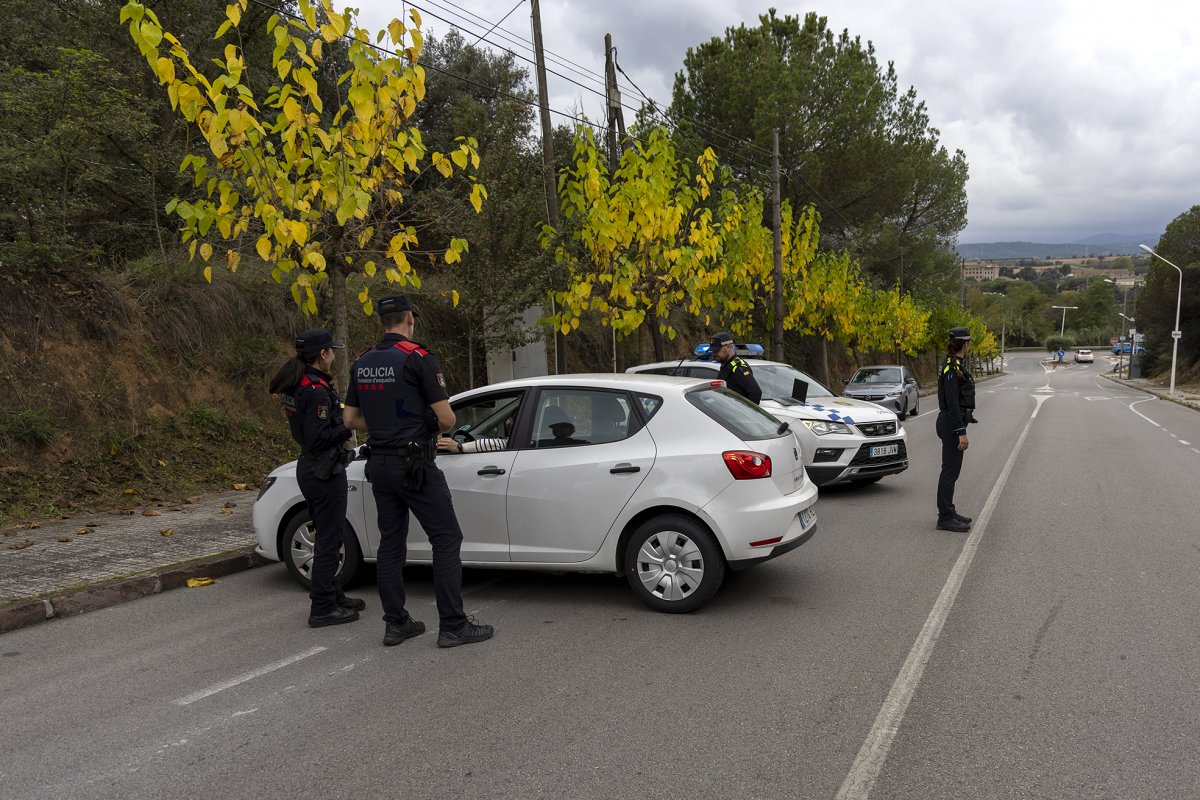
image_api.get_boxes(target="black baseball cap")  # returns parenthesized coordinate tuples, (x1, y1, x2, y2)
(378, 294, 421, 317)
(295, 328, 345, 355)
(710, 332, 734, 347)
(948, 326, 973, 341)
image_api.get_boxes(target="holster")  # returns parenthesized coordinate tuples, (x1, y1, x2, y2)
(311, 447, 345, 481)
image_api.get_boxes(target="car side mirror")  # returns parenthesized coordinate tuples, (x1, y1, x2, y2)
(842, 378, 849, 385)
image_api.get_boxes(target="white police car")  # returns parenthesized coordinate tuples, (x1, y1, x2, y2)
(628, 345, 908, 486)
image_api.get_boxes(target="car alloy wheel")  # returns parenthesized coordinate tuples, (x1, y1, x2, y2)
(624, 515, 725, 613)
(281, 511, 363, 589)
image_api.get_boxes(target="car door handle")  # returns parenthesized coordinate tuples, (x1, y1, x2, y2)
(610, 464, 641, 474)
(477, 467, 506, 476)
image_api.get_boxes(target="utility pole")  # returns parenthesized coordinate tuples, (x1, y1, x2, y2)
(772, 128, 784, 361)
(604, 33, 626, 371)
(531, 0, 564, 373)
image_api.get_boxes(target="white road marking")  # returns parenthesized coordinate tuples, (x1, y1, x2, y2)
(1180, 441, 1191, 446)
(1128, 398, 1161, 427)
(835, 393, 1050, 800)
(174, 646, 327, 706)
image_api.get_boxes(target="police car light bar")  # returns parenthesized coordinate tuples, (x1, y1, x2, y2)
(694, 342, 765, 361)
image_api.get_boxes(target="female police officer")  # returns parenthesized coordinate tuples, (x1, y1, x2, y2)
(935, 327, 976, 533)
(269, 328, 366, 627)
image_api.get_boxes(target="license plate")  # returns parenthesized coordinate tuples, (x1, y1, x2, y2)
(800, 507, 816, 529)
(870, 443, 899, 458)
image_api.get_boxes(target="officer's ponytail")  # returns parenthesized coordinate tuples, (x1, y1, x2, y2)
(268, 354, 316, 394)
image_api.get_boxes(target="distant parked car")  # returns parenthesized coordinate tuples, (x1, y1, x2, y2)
(1074, 349, 1094, 363)
(841, 365, 920, 417)
(1112, 342, 1146, 355)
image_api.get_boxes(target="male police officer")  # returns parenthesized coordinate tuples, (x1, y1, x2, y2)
(935, 327, 976, 533)
(343, 295, 494, 648)
(711, 332, 762, 404)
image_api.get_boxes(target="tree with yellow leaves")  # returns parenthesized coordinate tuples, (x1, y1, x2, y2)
(542, 126, 748, 360)
(120, 0, 485, 386)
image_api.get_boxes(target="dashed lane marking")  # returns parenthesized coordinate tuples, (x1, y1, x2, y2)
(174, 646, 327, 706)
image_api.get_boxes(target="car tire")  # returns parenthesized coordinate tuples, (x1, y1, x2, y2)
(909, 397, 919, 417)
(623, 515, 726, 613)
(281, 510, 363, 590)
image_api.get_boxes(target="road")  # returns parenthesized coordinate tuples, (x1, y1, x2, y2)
(2, 353, 1198, 800)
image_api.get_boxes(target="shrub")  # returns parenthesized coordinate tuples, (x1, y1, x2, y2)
(1, 409, 57, 447)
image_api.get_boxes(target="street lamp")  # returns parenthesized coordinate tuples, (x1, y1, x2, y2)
(1051, 304, 1078, 336)
(1139, 244, 1185, 396)
(1118, 312, 1135, 378)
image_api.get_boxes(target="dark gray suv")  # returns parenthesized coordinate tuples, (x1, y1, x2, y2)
(841, 365, 919, 417)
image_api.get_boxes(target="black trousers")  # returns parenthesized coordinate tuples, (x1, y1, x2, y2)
(935, 414, 964, 519)
(369, 454, 467, 633)
(296, 461, 348, 615)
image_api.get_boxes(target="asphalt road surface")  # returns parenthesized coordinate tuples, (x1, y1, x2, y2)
(2, 353, 1198, 800)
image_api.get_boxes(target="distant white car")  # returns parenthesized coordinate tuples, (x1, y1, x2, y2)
(628, 349, 908, 487)
(1074, 349, 1094, 363)
(254, 374, 818, 613)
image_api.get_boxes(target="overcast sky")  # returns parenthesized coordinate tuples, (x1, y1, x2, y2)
(354, 0, 1200, 244)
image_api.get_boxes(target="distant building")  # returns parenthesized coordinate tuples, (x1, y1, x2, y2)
(961, 262, 999, 281)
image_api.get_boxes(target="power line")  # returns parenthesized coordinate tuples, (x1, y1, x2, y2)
(469, 0, 523, 46)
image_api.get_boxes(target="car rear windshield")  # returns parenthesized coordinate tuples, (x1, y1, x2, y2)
(686, 387, 786, 441)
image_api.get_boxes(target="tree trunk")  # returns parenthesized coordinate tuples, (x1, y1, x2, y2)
(821, 337, 831, 391)
(467, 317, 475, 389)
(331, 264, 350, 390)
(647, 310, 666, 361)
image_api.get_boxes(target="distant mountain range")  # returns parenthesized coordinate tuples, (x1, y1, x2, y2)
(956, 234, 1160, 260)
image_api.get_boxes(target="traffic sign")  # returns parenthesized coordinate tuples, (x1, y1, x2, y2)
(1110, 336, 1119, 345)
(1133, 333, 1145, 342)
(1172, 330, 1182, 339)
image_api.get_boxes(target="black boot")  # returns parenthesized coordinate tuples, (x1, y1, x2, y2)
(936, 516, 971, 533)
(308, 607, 359, 627)
(383, 617, 427, 646)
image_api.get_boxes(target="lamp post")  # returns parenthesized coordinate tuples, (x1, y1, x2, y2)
(1139, 244, 1185, 396)
(1051, 305, 1078, 336)
(1118, 312, 1135, 378)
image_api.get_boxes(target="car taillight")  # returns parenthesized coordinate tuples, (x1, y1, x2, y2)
(723, 451, 772, 479)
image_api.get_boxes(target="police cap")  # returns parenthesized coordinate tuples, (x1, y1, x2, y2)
(295, 328, 345, 355)
(948, 326, 973, 341)
(710, 332, 734, 347)
(378, 294, 421, 318)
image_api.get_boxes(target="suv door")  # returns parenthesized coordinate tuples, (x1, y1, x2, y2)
(505, 388, 655, 563)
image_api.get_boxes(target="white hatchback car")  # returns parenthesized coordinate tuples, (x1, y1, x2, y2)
(254, 374, 818, 613)
(629, 351, 908, 486)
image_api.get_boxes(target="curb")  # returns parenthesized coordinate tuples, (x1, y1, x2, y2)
(1098, 373, 1200, 412)
(0, 547, 269, 635)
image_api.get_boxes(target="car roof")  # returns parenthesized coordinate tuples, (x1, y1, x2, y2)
(630, 358, 785, 370)
(853, 364, 904, 370)
(452, 372, 711, 398)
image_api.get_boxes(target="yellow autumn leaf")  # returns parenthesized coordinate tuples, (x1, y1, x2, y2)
(432, 152, 452, 178)
(203, 266, 213, 283)
(186, 577, 215, 588)
(160, 528, 175, 537)
(226, 250, 240, 271)
(256, 235, 271, 260)
(200, 242, 213, 261)
(451, 290, 460, 307)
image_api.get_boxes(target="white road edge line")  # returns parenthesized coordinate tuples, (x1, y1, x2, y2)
(834, 393, 1050, 800)
(1128, 398, 1160, 427)
(174, 646, 327, 706)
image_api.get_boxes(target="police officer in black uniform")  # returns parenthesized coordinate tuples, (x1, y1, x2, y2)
(935, 327, 976, 533)
(343, 295, 494, 649)
(268, 328, 366, 627)
(711, 332, 762, 404)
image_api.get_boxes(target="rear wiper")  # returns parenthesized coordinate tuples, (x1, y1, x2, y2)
(776, 421, 791, 434)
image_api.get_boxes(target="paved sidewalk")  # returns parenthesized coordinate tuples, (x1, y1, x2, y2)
(0, 490, 266, 632)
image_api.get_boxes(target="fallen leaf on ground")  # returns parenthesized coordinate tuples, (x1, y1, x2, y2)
(28, 522, 40, 529)
(222, 502, 237, 509)
(232, 482, 249, 490)
(219, 507, 232, 515)
(159, 528, 174, 537)
(142, 509, 162, 517)
(57, 537, 72, 543)
(183, 498, 199, 505)
(75, 527, 92, 535)
(156, 460, 167, 467)
(186, 577, 214, 588)
(121, 488, 139, 495)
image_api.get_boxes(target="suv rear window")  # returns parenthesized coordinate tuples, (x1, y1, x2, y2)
(686, 387, 786, 441)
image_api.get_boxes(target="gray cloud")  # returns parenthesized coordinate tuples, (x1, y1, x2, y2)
(356, 0, 1200, 243)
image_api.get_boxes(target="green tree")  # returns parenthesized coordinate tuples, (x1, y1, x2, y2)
(121, 0, 485, 387)
(1140, 206, 1200, 376)
(411, 32, 551, 386)
(669, 10, 968, 287)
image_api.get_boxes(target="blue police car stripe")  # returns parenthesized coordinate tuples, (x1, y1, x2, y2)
(804, 403, 856, 425)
